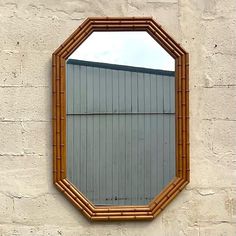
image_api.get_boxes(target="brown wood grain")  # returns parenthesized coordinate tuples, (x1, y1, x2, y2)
(52, 17, 189, 221)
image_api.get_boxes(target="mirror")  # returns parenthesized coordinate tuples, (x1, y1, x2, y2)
(66, 31, 175, 206)
(53, 17, 189, 220)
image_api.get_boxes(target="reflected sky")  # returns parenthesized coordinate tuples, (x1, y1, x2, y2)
(68, 31, 175, 71)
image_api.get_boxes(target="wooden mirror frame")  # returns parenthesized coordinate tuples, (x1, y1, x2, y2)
(52, 17, 189, 221)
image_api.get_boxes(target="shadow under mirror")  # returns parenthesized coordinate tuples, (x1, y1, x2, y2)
(66, 31, 175, 206)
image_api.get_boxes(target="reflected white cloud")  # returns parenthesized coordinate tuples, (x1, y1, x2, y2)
(69, 31, 175, 71)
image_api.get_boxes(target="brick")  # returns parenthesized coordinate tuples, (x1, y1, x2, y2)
(0, 193, 13, 224)
(192, 87, 236, 120)
(0, 87, 50, 121)
(0, 154, 54, 197)
(0, 122, 23, 155)
(0, 51, 23, 86)
(22, 121, 51, 155)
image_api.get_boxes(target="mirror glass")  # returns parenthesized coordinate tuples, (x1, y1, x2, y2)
(66, 31, 175, 206)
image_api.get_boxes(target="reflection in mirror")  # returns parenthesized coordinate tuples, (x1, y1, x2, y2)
(69, 31, 174, 70)
(66, 31, 175, 206)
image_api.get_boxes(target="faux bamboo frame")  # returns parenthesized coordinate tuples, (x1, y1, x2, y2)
(52, 17, 189, 221)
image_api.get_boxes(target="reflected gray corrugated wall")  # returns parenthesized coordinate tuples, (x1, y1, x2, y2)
(66, 60, 175, 206)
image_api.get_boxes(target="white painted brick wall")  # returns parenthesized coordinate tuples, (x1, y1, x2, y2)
(0, 0, 235, 235)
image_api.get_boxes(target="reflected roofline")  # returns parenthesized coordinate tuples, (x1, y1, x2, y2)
(67, 59, 175, 76)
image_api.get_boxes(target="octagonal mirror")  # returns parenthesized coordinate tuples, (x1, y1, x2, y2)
(52, 17, 189, 221)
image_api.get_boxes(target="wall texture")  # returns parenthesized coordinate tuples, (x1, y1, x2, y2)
(0, 0, 235, 235)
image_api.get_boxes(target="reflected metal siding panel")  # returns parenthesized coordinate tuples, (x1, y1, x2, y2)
(66, 60, 175, 206)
